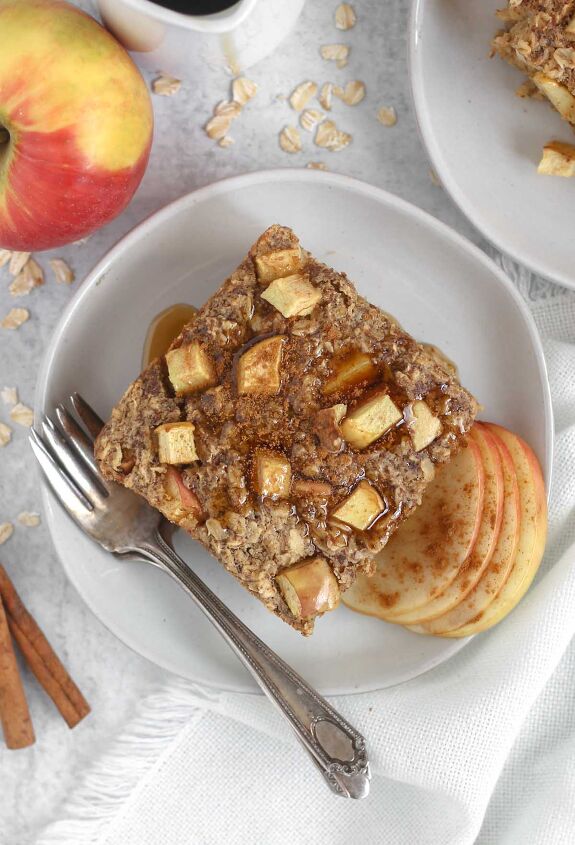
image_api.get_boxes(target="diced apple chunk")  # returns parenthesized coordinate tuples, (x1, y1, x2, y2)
(155, 421, 199, 464)
(165, 467, 203, 517)
(312, 403, 347, 452)
(532, 73, 575, 124)
(254, 450, 291, 498)
(408, 400, 442, 451)
(323, 351, 378, 395)
(261, 274, 322, 318)
(340, 391, 402, 449)
(566, 14, 575, 34)
(276, 557, 340, 618)
(255, 248, 303, 283)
(237, 336, 285, 395)
(330, 480, 386, 531)
(165, 343, 216, 395)
(538, 140, 575, 177)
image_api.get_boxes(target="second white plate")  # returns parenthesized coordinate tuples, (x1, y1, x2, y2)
(411, 0, 575, 291)
(36, 170, 552, 694)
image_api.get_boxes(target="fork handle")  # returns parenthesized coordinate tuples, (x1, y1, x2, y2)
(138, 531, 370, 799)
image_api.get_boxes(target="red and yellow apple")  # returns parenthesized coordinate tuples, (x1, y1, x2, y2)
(0, 0, 153, 251)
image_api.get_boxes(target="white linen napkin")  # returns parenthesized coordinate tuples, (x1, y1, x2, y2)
(37, 256, 575, 845)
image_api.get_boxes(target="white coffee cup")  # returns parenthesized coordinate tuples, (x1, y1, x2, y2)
(96, 0, 306, 78)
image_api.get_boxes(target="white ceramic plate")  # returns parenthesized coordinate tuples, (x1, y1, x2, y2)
(411, 0, 575, 291)
(36, 170, 552, 695)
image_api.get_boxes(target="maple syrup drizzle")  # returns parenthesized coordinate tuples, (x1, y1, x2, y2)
(142, 304, 198, 367)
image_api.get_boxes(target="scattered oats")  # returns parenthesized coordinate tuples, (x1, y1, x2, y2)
(9, 252, 31, 276)
(152, 73, 182, 96)
(279, 125, 302, 153)
(49, 258, 75, 285)
(0, 423, 11, 447)
(335, 3, 356, 30)
(1, 307, 29, 330)
(554, 47, 575, 68)
(0, 523, 13, 545)
(429, 168, 442, 187)
(10, 402, 34, 427)
(307, 161, 328, 170)
(336, 80, 366, 106)
(219, 136, 235, 148)
(0, 249, 11, 269)
(205, 113, 233, 140)
(18, 511, 41, 527)
(315, 120, 352, 151)
(377, 105, 397, 126)
(319, 83, 334, 111)
(300, 108, 325, 132)
(289, 81, 318, 112)
(232, 77, 257, 105)
(9, 257, 44, 296)
(1, 387, 17, 405)
(320, 44, 350, 68)
(214, 100, 242, 118)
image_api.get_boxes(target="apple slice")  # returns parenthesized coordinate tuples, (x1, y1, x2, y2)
(391, 423, 504, 624)
(532, 73, 575, 125)
(441, 424, 547, 637)
(409, 426, 520, 636)
(237, 336, 285, 395)
(342, 439, 484, 619)
(276, 557, 340, 619)
(323, 351, 378, 396)
(538, 141, 575, 178)
(164, 467, 203, 519)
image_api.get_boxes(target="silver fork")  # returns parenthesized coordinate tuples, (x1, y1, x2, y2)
(30, 394, 370, 799)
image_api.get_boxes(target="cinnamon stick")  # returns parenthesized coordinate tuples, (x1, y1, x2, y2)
(0, 593, 35, 749)
(0, 564, 90, 729)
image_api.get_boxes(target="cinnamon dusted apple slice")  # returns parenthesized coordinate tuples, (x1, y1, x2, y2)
(409, 425, 520, 636)
(392, 423, 504, 624)
(276, 557, 340, 619)
(237, 336, 285, 395)
(261, 274, 321, 317)
(538, 141, 575, 177)
(407, 400, 442, 452)
(342, 439, 484, 619)
(255, 247, 303, 282)
(155, 421, 198, 464)
(166, 342, 216, 395)
(165, 467, 203, 518)
(330, 480, 386, 531)
(532, 73, 575, 124)
(340, 390, 402, 450)
(440, 424, 547, 637)
(254, 449, 291, 499)
(323, 351, 378, 396)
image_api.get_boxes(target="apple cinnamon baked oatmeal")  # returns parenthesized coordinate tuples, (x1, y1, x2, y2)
(95, 226, 478, 634)
(493, 1, 575, 126)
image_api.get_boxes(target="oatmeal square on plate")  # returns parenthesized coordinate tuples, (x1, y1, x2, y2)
(95, 226, 478, 634)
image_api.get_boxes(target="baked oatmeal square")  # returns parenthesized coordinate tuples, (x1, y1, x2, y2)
(95, 225, 478, 634)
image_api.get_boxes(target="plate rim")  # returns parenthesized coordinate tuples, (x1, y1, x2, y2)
(35, 168, 554, 694)
(409, 0, 575, 293)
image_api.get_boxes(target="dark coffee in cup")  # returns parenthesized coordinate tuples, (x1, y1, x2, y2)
(152, 0, 238, 13)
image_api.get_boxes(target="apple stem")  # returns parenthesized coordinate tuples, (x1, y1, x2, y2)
(0, 128, 9, 145)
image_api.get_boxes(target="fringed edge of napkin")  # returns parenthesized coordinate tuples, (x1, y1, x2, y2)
(36, 679, 218, 845)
